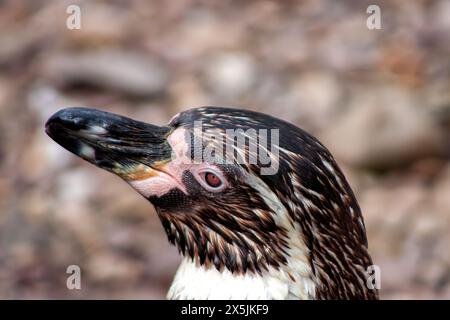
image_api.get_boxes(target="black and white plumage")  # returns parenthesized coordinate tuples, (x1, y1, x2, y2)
(45, 106, 379, 300)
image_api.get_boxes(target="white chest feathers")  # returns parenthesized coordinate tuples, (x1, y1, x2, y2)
(167, 258, 316, 300)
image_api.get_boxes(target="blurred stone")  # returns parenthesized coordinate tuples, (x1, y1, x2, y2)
(133, 104, 171, 126)
(20, 129, 73, 182)
(285, 71, 344, 132)
(431, 0, 450, 33)
(361, 167, 450, 298)
(374, 250, 421, 292)
(27, 85, 71, 121)
(337, 163, 371, 196)
(417, 259, 449, 288)
(98, 183, 152, 222)
(424, 81, 450, 123)
(63, 3, 129, 46)
(322, 86, 445, 169)
(0, 28, 40, 66)
(259, 23, 309, 67)
(154, 8, 244, 61)
(56, 168, 97, 206)
(170, 74, 212, 108)
(412, 209, 445, 238)
(52, 168, 101, 246)
(434, 233, 450, 267)
(362, 178, 426, 227)
(45, 50, 168, 97)
(379, 41, 425, 87)
(0, 77, 10, 108)
(86, 252, 144, 284)
(19, 190, 50, 223)
(203, 52, 258, 99)
(317, 14, 380, 71)
(145, 235, 181, 280)
(430, 164, 450, 221)
(24, 85, 83, 179)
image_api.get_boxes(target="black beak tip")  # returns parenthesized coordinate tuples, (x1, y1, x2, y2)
(45, 108, 70, 139)
(45, 111, 60, 134)
(45, 107, 94, 136)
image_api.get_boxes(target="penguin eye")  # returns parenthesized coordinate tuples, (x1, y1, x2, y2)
(192, 167, 227, 192)
(204, 172, 222, 188)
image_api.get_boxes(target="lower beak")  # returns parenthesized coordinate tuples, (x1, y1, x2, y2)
(45, 107, 172, 180)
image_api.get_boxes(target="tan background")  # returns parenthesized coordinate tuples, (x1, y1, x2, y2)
(0, 0, 449, 299)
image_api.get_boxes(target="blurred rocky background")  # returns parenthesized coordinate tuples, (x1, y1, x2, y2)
(0, 0, 449, 299)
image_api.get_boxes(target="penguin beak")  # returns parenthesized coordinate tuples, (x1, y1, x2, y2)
(45, 107, 173, 180)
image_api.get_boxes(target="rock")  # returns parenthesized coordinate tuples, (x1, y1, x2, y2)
(361, 177, 428, 242)
(360, 166, 450, 298)
(430, 0, 450, 34)
(379, 41, 425, 87)
(133, 104, 171, 126)
(86, 252, 144, 284)
(423, 81, 450, 124)
(24, 85, 81, 179)
(0, 28, 41, 66)
(63, 3, 129, 46)
(56, 168, 97, 206)
(321, 86, 446, 169)
(155, 8, 244, 61)
(284, 71, 344, 132)
(316, 13, 380, 71)
(170, 74, 212, 108)
(27, 84, 82, 123)
(203, 52, 258, 99)
(52, 167, 100, 242)
(45, 50, 168, 97)
(431, 165, 450, 220)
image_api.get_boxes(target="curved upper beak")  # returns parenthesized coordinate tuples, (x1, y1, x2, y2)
(45, 107, 173, 180)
